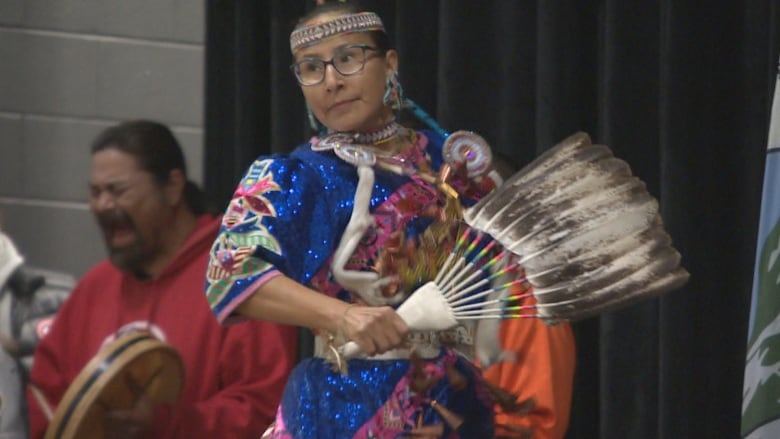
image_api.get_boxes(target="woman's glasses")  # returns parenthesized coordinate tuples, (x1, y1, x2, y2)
(291, 45, 381, 86)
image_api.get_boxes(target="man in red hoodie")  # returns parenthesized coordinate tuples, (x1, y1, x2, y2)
(26, 120, 297, 438)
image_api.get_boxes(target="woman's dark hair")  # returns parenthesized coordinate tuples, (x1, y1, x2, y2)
(295, 0, 393, 52)
(90, 120, 208, 215)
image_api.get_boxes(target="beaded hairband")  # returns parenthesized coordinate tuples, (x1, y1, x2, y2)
(290, 11, 385, 53)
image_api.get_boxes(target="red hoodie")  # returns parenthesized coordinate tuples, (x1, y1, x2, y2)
(27, 215, 297, 438)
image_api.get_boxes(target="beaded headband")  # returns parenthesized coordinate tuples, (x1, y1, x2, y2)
(290, 11, 385, 53)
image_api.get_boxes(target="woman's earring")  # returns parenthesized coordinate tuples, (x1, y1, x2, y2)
(383, 70, 404, 111)
(306, 103, 320, 131)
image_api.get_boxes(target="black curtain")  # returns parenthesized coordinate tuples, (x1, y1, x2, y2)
(204, 1, 780, 437)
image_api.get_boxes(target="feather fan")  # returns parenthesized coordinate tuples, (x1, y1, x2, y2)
(463, 132, 689, 322)
(339, 132, 689, 360)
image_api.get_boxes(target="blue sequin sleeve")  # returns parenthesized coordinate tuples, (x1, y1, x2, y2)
(204, 152, 347, 322)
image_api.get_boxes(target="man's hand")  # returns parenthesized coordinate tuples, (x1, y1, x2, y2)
(103, 373, 156, 439)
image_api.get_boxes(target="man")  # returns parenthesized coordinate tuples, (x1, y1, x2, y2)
(0, 236, 75, 372)
(0, 218, 74, 439)
(27, 120, 297, 438)
(0, 348, 25, 439)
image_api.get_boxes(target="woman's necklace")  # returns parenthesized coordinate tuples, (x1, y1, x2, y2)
(312, 120, 406, 167)
(354, 120, 403, 145)
(312, 120, 456, 196)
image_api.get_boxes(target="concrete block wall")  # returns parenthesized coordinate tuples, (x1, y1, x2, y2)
(0, 0, 205, 277)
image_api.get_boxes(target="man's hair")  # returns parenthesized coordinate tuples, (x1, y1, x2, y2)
(91, 120, 207, 214)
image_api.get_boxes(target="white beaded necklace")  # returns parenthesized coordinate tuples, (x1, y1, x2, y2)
(312, 120, 405, 167)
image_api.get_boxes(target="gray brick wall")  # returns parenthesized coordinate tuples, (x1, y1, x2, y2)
(0, 1, 205, 277)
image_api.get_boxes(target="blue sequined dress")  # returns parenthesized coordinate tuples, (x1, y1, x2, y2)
(205, 130, 495, 438)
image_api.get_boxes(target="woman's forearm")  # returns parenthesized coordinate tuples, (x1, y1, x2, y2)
(236, 275, 346, 334)
(236, 275, 409, 356)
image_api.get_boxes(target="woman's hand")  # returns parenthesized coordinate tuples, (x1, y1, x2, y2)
(340, 305, 409, 356)
(237, 276, 409, 355)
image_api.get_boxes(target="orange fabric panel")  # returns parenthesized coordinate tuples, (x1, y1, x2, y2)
(482, 314, 576, 439)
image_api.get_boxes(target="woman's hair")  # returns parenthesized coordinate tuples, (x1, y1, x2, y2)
(90, 120, 208, 215)
(295, 0, 393, 52)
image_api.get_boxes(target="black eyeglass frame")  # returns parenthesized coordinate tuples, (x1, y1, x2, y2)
(290, 44, 382, 86)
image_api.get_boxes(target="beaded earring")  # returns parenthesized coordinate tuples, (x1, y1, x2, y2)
(306, 103, 320, 132)
(383, 70, 404, 111)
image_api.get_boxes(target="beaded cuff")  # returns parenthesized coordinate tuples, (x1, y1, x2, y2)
(290, 11, 385, 52)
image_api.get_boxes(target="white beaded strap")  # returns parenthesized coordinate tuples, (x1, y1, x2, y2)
(290, 12, 385, 52)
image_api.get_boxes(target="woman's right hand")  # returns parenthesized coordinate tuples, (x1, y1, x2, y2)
(237, 276, 409, 356)
(339, 305, 409, 356)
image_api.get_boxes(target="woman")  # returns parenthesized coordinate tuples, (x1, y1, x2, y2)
(205, 2, 500, 437)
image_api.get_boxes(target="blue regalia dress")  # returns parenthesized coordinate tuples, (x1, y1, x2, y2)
(205, 129, 495, 438)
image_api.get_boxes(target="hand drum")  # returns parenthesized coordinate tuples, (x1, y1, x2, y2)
(44, 331, 184, 439)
